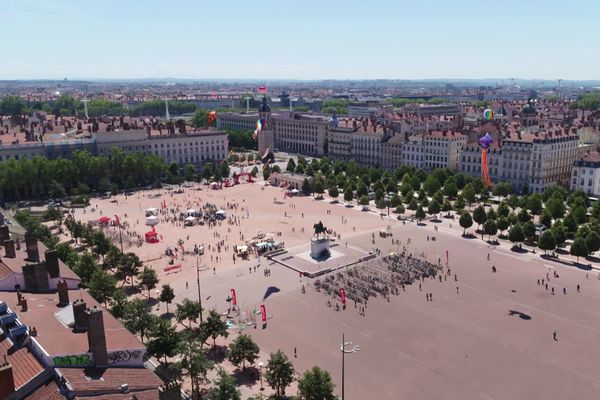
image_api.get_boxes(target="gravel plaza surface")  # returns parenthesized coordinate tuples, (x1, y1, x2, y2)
(73, 182, 600, 400)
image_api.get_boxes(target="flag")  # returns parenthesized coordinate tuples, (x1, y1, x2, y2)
(260, 304, 267, 322)
(340, 288, 346, 305)
(231, 288, 237, 306)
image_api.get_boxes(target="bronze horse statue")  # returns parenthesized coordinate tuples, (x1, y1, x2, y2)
(313, 221, 327, 239)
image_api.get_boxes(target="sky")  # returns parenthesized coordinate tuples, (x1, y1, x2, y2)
(0, 0, 598, 80)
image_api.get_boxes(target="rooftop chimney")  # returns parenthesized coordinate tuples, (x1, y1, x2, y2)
(25, 232, 39, 262)
(73, 299, 88, 332)
(57, 280, 69, 306)
(86, 307, 108, 367)
(45, 249, 59, 278)
(3, 240, 15, 258)
(0, 357, 15, 400)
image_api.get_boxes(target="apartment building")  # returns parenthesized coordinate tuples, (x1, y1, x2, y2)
(347, 102, 392, 118)
(460, 128, 580, 193)
(423, 130, 467, 170)
(571, 151, 600, 195)
(272, 112, 329, 156)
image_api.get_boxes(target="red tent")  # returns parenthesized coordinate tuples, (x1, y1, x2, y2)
(98, 216, 111, 224)
(145, 230, 159, 243)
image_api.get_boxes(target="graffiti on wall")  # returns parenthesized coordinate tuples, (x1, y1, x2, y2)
(107, 349, 143, 365)
(53, 354, 92, 367)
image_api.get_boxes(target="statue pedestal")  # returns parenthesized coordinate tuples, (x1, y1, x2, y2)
(310, 238, 330, 260)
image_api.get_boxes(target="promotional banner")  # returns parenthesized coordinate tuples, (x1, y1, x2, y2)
(261, 304, 267, 322)
(340, 288, 346, 305)
(231, 289, 237, 306)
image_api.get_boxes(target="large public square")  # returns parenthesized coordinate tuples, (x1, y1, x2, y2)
(71, 181, 600, 400)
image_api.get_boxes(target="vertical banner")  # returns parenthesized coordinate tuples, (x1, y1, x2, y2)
(231, 289, 237, 306)
(261, 304, 267, 322)
(340, 288, 346, 305)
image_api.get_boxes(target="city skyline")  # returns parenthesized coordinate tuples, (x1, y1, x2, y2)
(1, 0, 598, 81)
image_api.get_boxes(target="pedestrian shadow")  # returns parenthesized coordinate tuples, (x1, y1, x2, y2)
(507, 310, 532, 320)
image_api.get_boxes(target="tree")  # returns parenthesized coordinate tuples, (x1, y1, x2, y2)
(508, 224, 525, 246)
(109, 288, 128, 319)
(191, 109, 209, 127)
(551, 220, 567, 248)
(428, 199, 441, 218)
(91, 231, 112, 260)
(415, 206, 426, 222)
(497, 202, 510, 218)
(546, 196, 566, 219)
(423, 175, 441, 197)
(484, 220, 497, 241)
(496, 217, 509, 236)
(563, 214, 578, 235)
(526, 193, 543, 215)
(209, 369, 241, 400)
(395, 204, 405, 214)
(517, 208, 530, 223)
(302, 178, 312, 196)
(203, 309, 229, 347)
(173, 340, 214, 397)
(122, 298, 159, 342)
(264, 350, 295, 398)
(116, 252, 143, 287)
(203, 162, 214, 181)
(227, 334, 260, 370)
(159, 284, 175, 314)
(540, 211, 553, 230)
(462, 184, 476, 205)
(359, 195, 369, 207)
(88, 270, 117, 307)
(570, 237, 589, 263)
(328, 185, 339, 200)
(459, 211, 473, 236)
(538, 230, 556, 255)
(297, 366, 336, 400)
(314, 180, 325, 198)
(176, 298, 202, 328)
(138, 266, 159, 298)
(571, 205, 588, 224)
(473, 205, 487, 231)
(453, 195, 465, 211)
(443, 177, 458, 198)
(523, 220, 536, 241)
(343, 185, 353, 204)
(74, 253, 100, 286)
(286, 158, 296, 173)
(263, 166, 271, 181)
(493, 181, 512, 197)
(146, 319, 180, 365)
(585, 231, 600, 255)
(408, 198, 418, 211)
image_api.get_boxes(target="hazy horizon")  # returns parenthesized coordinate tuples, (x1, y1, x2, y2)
(1, 0, 598, 81)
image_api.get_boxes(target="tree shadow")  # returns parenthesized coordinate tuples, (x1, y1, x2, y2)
(586, 255, 600, 263)
(123, 286, 140, 296)
(273, 201, 284, 205)
(345, 204, 354, 208)
(160, 312, 175, 320)
(462, 233, 476, 239)
(507, 310, 532, 320)
(416, 222, 426, 226)
(329, 200, 339, 204)
(232, 366, 259, 387)
(510, 245, 528, 253)
(206, 345, 227, 364)
(146, 298, 159, 307)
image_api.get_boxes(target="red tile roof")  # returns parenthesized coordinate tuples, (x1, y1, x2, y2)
(61, 367, 162, 398)
(0, 334, 45, 389)
(24, 379, 65, 400)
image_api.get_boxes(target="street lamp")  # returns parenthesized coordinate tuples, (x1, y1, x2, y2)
(340, 333, 359, 400)
(258, 361, 265, 391)
(196, 256, 204, 324)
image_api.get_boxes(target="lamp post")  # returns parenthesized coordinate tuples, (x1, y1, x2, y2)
(258, 361, 265, 391)
(340, 333, 359, 400)
(196, 256, 203, 324)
